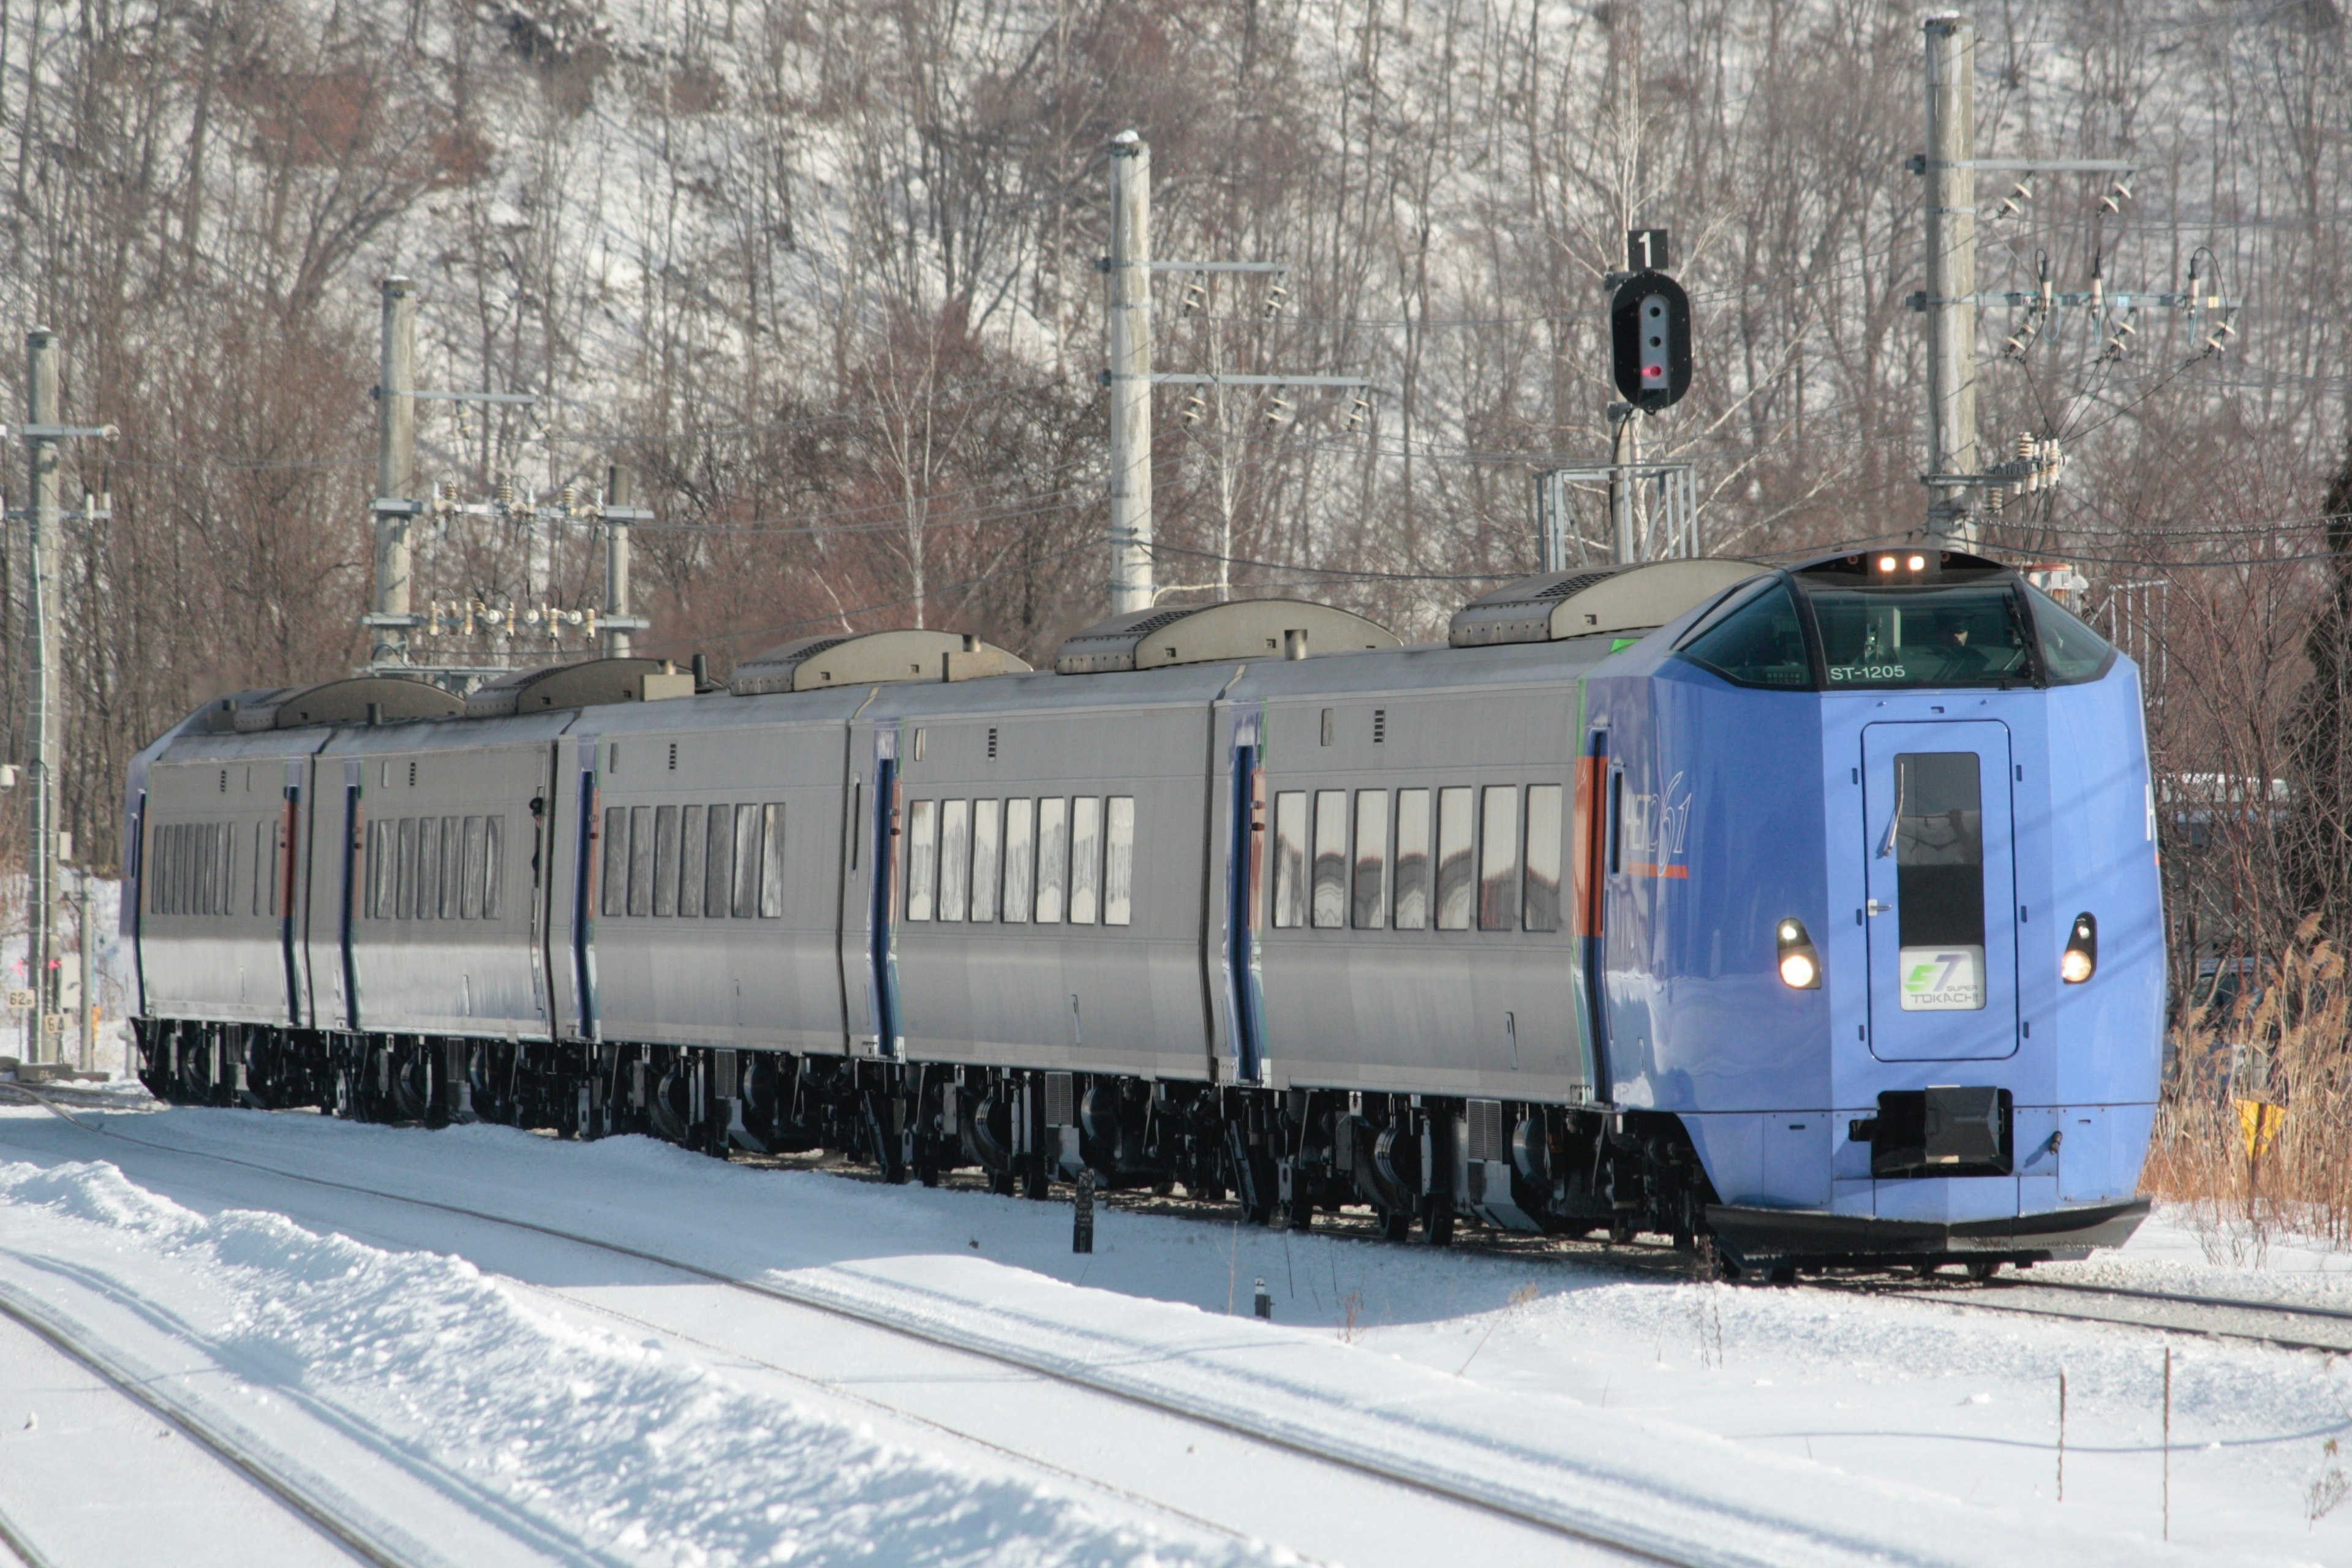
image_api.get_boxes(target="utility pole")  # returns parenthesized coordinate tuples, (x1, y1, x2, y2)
(602, 464, 650, 658)
(1922, 15, 1978, 544)
(1102, 131, 1373, 616)
(1608, 406, 1639, 563)
(25, 328, 58, 1057)
(75, 864, 91, 1070)
(369, 277, 420, 666)
(19, 330, 113, 1062)
(1106, 132, 1153, 617)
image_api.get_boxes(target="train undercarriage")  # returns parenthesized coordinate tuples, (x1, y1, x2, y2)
(131, 1016, 2100, 1280)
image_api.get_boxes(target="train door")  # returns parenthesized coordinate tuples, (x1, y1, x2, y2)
(1861, 721, 2019, 1061)
(527, 741, 558, 1034)
(1221, 707, 1268, 1085)
(861, 726, 905, 1058)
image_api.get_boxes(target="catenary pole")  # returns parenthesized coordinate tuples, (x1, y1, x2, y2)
(1107, 131, 1153, 616)
(372, 277, 418, 666)
(604, 464, 633, 659)
(24, 328, 56, 1057)
(1923, 15, 1978, 543)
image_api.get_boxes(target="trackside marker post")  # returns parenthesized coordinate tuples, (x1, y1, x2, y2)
(1073, 1169, 1096, 1254)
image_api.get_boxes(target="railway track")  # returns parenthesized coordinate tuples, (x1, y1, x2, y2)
(0, 1273, 423, 1568)
(0, 1087, 1735, 1568)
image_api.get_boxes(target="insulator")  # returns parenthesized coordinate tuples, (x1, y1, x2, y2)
(1264, 392, 1294, 426)
(496, 481, 516, 509)
(1987, 486, 2005, 514)
(566, 609, 585, 626)
(2099, 179, 2132, 214)
(1262, 281, 1288, 318)
(559, 481, 577, 513)
(1181, 275, 1207, 315)
(1994, 179, 2032, 218)
(1345, 396, 1371, 432)
(1179, 392, 1207, 427)
(2015, 433, 2035, 461)
(2202, 317, 2237, 356)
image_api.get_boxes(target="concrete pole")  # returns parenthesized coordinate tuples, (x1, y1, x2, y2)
(75, 866, 91, 1070)
(26, 328, 57, 1058)
(604, 464, 633, 659)
(1106, 131, 1153, 616)
(373, 277, 418, 665)
(1924, 15, 1978, 544)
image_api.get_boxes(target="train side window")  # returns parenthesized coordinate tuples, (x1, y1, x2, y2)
(262, 820, 277, 918)
(1479, 786, 1520, 931)
(1434, 786, 1475, 930)
(1393, 788, 1430, 929)
(462, 816, 488, 919)
(599, 808, 627, 918)
(732, 804, 763, 918)
(1035, 798, 1069, 923)
(704, 804, 734, 918)
(905, 799, 938, 921)
(441, 815, 465, 919)
(1524, 785, 1564, 932)
(1001, 799, 1035, 922)
(1270, 791, 1308, 929)
(652, 805, 680, 916)
(1104, 797, 1134, 926)
(625, 807, 654, 917)
(1311, 790, 1348, 928)
(483, 817, 503, 919)
(679, 805, 707, 917)
(758, 805, 786, 918)
(1352, 790, 1388, 928)
(396, 818, 417, 919)
(938, 799, 971, 922)
(1069, 797, 1102, 924)
(970, 801, 1002, 922)
(1608, 770, 1625, 875)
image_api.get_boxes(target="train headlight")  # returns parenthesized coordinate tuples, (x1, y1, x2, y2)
(1776, 918, 1822, 989)
(2062, 913, 2098, 984)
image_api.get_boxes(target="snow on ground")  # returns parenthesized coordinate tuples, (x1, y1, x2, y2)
(0, 1099, 2343, 1567)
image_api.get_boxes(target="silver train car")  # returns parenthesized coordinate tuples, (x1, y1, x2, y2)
(126, 552, 2163, 1274)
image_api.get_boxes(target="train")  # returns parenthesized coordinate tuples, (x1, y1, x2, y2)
(123, 548, 2163, 1279)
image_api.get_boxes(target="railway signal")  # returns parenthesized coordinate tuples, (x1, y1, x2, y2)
(1610, 267, 1692, 412)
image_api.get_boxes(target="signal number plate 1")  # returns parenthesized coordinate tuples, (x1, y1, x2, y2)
(1899, 946, 1986, 1011)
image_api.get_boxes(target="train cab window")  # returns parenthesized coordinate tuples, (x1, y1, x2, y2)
(1434, 787, 1476, 930)
(1352, 790, 1389, 929)
(1002, 799, 1035, 923)
(1393, 789, 1430, 929)
(1479, 786, 1520, 930)
(679, 805, 708, 917)
(440, 816, 465, 919)
(905, 800, 938, 921)
(483, 817, 503, 919)
(1892, 752, 1987, 1006)
(1105, 797, 1135, 927)
(652, 805, 681, 916)
(758, 805, 786, 918)
(938, 800, 971, 922)
(1812, 586, 2030, 688)
(2026, 585, 2117, 684)
(704, 804, 734, 918)
(397, 818, 418, 919)
(1035, 798, 1069, 923)
(970, 801, 1003, 922)
(1069, 797, 1103, 925)
(1270, 791, 1308, 928)
(600, 808, 627, 918)
(1675, 579, 1809, 688)
(1310, 791, 1348, 928)
(1524, 785, 1564, 932)
(732, 804, 763, 918)
(462, 816, 488, 919)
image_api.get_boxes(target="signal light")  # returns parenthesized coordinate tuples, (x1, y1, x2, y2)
(1610, 270, 1692, 412)
(2062, 913, 2098, 984)
(1776, 918, 1822, 990)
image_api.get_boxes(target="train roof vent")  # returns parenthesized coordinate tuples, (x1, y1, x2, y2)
(1054, 599, 1400, 674)
(231, 676, 463, 731)
(729, 629, 1031, 695)
(1447, 559, 1766, 647)
(465, 658, 696, 718)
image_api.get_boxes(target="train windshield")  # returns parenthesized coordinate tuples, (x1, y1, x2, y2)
(1811, 586, 2032, 689)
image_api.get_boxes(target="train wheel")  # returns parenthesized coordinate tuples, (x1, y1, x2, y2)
(1375, 1205, 1412, 1242)
(1279, 1200, 1314, 1232)
(1768, 1264, 1797, 1286)
(1418, 1204, 1453, 1248)
(988, 1172, 1016, 1197)
(1966, 1259, 2002, 1282)
(1020, 1167, 1052, 1200)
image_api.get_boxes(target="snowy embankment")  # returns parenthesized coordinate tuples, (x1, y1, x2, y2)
(0, 1102, 2343, 1567)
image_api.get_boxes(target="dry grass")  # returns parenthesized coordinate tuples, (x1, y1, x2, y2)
(2143, 918, 2352, 1261)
